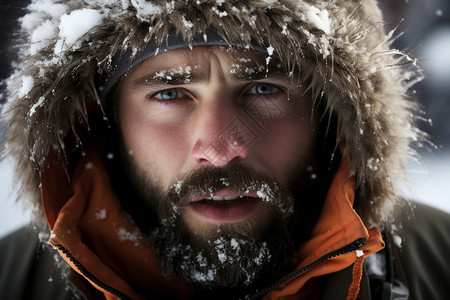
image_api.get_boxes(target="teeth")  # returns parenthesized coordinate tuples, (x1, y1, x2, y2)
(205, 196, 244, 201)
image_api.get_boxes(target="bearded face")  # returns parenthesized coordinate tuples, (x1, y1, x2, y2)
(114, 46, 325, 290)
(139, 163, 297, 289)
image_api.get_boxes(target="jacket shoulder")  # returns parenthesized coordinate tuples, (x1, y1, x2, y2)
(0, 226, 87, 300)
(396, 203, 450, 300)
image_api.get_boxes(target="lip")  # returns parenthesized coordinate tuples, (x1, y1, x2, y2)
(188, 189, 261, 223)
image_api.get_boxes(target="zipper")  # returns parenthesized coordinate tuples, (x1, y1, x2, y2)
(246, 237, 367, 300)
(58, 237, 365, 300)
(57, 245, 131, 300)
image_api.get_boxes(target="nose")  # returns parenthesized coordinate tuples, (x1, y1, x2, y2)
(191, 100, 254, 167)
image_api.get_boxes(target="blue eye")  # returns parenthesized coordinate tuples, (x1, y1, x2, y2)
(247, 83, 279, 95)
(153, 88, 181, 100)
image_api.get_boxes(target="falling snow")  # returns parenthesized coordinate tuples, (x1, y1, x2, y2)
(117, 227, 141, 247)
(95, 209, 107, 220)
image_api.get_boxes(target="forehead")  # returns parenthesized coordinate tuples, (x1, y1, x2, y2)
(126, 46, 280, 79)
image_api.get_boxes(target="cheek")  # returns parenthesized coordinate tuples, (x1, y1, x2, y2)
(252, 117, 317, 186)
(119, 101, 191, 188)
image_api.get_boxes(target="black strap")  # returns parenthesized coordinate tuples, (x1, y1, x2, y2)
(367, 231, 409, 300)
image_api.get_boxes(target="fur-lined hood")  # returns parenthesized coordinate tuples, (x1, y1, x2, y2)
(2, 0, 423, 227)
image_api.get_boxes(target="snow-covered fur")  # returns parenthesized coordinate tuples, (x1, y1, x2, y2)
(2, 0, 423, 227)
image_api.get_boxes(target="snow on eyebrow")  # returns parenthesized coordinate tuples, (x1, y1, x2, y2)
(54, 8, 103, 54)
(142, 65, 194, 84)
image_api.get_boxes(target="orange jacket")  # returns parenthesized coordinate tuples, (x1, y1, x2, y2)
(41, 140, 383, 299)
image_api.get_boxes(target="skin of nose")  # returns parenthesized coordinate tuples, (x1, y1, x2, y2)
(191, 98, 250, 166)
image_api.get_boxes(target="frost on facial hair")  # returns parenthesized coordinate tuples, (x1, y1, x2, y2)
(194, 237, 271, 285)
(157, 234, 272, 286)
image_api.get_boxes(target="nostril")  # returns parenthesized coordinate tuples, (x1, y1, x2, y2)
(192, 138, 248, 167)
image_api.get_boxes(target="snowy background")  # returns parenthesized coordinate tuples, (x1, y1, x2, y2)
(1, 0, 449, 238)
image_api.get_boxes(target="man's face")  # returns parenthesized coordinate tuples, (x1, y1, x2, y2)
(117, 46, 319, 287)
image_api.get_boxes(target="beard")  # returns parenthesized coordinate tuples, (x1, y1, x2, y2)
(124, 162, 299, 291)
(109, 129, 333, 292)
(146, 163, 299, 291)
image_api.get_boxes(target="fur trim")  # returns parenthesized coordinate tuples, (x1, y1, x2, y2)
(2, 0, 424, 226)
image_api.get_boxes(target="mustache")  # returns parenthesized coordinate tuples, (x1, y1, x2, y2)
(160, 163, 295, 221)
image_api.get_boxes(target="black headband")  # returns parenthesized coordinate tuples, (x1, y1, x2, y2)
(96, 27, 267, 103)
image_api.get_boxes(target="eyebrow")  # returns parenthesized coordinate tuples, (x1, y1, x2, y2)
(135, 72, 203, 86)
(134, 67, 289, 87)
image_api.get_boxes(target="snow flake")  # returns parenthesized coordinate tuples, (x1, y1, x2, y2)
(265, 45, 275, 68)
(56, 9, 103, 53)
(217, 252, 227, 263)
(219, 177, 230, 186)
(28, 96, 45, 117)
(367, 158, 381, 171)
(304, 5, 331, 35)
(25, 0, 68, 22)
(173, 180, 184, 194)
(117, 227, 141, 247)
(30, 20, 58, 55)
(181, 15, 194, 29)
(196, 253, 208, 267)
(266, 45, 275, 56)
(211, 6, 228, 17)
(356, 250, 364, 257)
(130, 0, 162, 21)
(95, 209, 107, 220)
(393, 234, 402, 248)
(230, 238, 239, 250)
(18, 76, 34, 98)
(365, 253, 386, 276)
(191, 269, 215, 282)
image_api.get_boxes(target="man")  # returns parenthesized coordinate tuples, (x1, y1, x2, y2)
(0, 0, 449, 299)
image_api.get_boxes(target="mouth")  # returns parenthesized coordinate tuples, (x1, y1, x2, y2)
(188, 190, 261, 223)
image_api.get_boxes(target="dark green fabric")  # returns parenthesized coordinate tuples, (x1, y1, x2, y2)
(0, 226, 97, 300)
(322, 264, 372, 300)
(394, 203, 450, 300)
